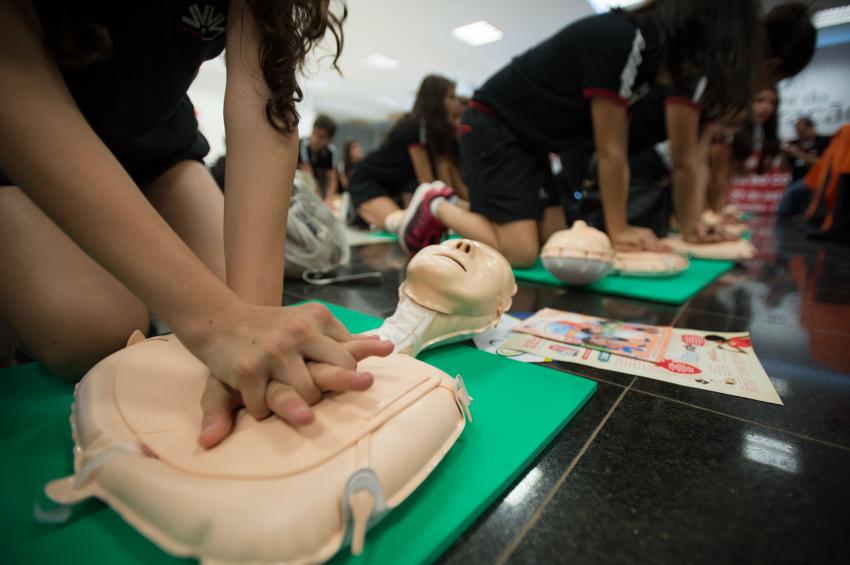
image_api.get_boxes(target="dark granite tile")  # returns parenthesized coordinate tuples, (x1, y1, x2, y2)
(629, 308, 850, 449)
(439, 381, 625, 565)
(506, 391, 850, 565)
(686, 221, 850, 335)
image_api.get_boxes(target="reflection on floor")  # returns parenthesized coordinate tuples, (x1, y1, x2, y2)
(4, 218, 850, 563)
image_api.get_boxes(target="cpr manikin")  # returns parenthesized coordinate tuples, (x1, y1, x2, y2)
(374, 239, 517, 357)
(541, 221, 690, 283)
(43, 333, 472, 564)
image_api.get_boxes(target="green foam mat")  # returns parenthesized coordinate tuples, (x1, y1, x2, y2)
(347, 228, 398, 246)
(513, 257, 734, 305)
(1, 301, 595, 565)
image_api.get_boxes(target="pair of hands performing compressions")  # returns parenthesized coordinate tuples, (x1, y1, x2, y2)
(0, 1, 393, 451)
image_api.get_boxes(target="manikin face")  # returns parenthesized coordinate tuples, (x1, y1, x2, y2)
(752, 89, 777, 125)
(403, 239, 516, 316)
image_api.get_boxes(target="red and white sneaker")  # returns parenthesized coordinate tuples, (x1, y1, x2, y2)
(399, 182, 454, 256)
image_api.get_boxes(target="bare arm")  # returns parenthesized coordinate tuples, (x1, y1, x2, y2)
(709, 142, 733, 212)
(591, 98, 664, 251)
(323, 167, 338, 203)
(435, 156, 469, 200)
(223, 0, 295, 306)
(408, 145, 435, 184)
(666, 103, 703, 239)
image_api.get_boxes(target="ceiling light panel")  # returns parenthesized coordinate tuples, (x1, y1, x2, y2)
(451, 20, 504, 46)
(363, 53, 400, 70)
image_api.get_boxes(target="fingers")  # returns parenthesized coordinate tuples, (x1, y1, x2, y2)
(266, 381, 315, 426)
(300, 334, 358, 370)
(270, 356, 322, 405)
(309, 362, 374, 392)
(342, 337, 394, 361)
(199, 377, 242, 449)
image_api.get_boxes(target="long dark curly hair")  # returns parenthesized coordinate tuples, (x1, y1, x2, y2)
(246, 0, 345, 134)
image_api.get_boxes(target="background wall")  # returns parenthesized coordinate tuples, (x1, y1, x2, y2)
(778, 25, 850, 140)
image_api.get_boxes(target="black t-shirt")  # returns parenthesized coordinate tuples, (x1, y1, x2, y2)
(299, 139, 339, 191)
(351, 116, 426, 188)
(626, 81, 707, 158)
(474, 11, 663, 153)
(788, 136, 831, 181)
(31, 0, 228, 181)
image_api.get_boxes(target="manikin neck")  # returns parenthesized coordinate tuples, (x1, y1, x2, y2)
(376, 295, 437, 355)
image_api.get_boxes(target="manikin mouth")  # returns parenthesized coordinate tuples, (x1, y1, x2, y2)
(435, 253, 467, 272)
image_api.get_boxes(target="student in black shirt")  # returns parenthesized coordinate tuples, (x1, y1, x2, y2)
(298, 114, 339, 204)
(0, 0, 391, 449)
(337, 140, 363, 193)
(347, 74, 463, 239)
(784, 117, 831, 182)
(401, 0, 766, 266)
(778, 116, 832, 217)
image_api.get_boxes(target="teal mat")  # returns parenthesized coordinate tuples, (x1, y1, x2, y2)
(513, 257, 734, 305)
(1, 301, 595, 564)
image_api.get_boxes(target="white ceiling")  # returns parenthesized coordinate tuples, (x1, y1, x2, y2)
(300, 0, 594, 121)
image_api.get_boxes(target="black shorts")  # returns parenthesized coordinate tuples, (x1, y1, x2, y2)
(347, 170, 417, 212)
(0, 130, 211, 189)
(459, 104, 560, 224)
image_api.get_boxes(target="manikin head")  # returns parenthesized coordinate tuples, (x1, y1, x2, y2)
(402, 239, 516, 317)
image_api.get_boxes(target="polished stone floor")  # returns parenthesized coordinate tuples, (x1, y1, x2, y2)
(3, 218, 849, 563)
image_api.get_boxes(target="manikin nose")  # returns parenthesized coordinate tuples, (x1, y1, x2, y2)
(449, 239, 474, 254)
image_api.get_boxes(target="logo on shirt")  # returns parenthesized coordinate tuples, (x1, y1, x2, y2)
(179, 4, 225, 41)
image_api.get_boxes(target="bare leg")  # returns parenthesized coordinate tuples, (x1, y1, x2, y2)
(435, 201, 542, 268)
(0, 161, 227, 380)
(357, 196, 401, 230)
(0, 186, 149, 379)
(145, 160, 226, 280)
(539, 204, 567, 242)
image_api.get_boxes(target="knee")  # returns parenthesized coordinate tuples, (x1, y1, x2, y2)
(37, 304, 150, 382)
(505, 249, 539, 270)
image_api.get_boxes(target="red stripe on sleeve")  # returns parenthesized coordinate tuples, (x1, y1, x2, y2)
(665, 97, 703, 111)
(582, 88, 629, 107)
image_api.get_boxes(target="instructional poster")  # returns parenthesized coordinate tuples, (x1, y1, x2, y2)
(514, 308, 672, 363)
(503, 329, 782, 405)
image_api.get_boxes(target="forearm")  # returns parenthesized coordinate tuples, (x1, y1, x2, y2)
(324, 170, 338, 201)
(598, 152, 629, 234)
(672, 163, 701, 232)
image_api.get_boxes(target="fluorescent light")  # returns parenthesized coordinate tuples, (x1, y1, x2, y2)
(451, 20, 504, 46)
(363, 53, 399, 70)
(813, 5, 850, 29)
(588, 0, 645, 13)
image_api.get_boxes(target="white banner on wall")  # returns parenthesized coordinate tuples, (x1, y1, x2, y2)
(778, 41, 850, 140)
